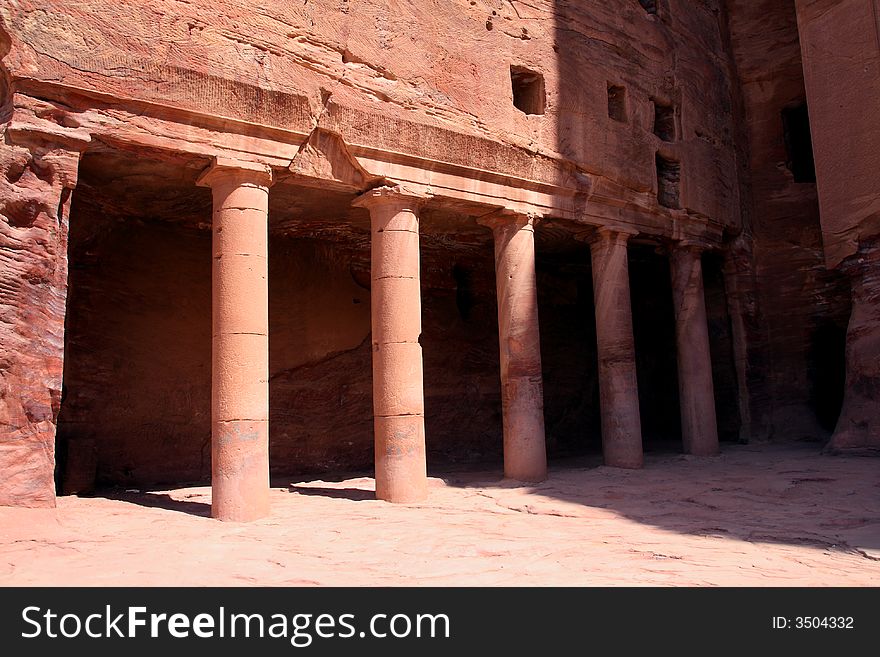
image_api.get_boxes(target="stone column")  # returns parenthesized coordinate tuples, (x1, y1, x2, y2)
(479, 212, 547, 482)
(197, 158, 273, 522)
(0, 102, 90, 508)
(721, 238, 770, 443)
(669, 242, 720, 456)
(353, 187, 428, 503)
(586, 228, 643, 469)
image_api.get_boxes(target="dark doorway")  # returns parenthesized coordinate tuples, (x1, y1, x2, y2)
(782, 102, 817, 184)
(536, 232, 602, 459)
(629, 244, 682, 451)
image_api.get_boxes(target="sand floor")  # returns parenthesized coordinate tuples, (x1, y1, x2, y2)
(1, 443, 878, 586)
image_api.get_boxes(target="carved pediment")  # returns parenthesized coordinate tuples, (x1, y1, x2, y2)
(288, 128, 379, 192)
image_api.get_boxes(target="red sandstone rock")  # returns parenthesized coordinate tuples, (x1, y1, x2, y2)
(829, 239, 880, 450)
(795, 0, 880, 269)
(0, 0, 876, 514)
(724, 0, 850, 444)
(0, 100, 88, 508)
(480, 211, 547, 482)
(199, 159, 273, 521)
(794, 0, 880, 450)
(670, 244, 720, 456)
(587, 228, 644, 469)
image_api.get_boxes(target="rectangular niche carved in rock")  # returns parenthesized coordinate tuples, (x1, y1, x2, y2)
(653, 100, 675, 141)
(607, 84, 627, 122)
(656, 154, 681, 209)
(510, 65, 546, 115)
(639, 0, 658, 13)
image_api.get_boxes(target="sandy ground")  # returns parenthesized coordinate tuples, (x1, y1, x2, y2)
(0, 443, 878, 586)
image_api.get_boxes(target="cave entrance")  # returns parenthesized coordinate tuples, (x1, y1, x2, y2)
(56, 150, 376, 496)
(807, 320, 847, 433)
(805, 271, 850, 434)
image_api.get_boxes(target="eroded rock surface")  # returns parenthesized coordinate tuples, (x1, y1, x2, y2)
(0, 98, 87, 507)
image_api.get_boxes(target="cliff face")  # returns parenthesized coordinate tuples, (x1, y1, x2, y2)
(794, 0, 880, 268)
(0, 95, 86, 506)
(794, 0, 880, 448)
(723, 0, 850, 441)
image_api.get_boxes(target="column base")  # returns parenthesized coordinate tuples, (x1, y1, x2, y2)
(502, 376, 547, 483)
(374, 414, 428, 503)
(603, 450, 644, 470)
(211, 420, 270, 522)
(687, 444, 721, 458)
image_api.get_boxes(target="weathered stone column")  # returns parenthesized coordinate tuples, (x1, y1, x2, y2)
(586, 228, 643, 469)
(197, 158, 273, 522)
(829, 238, 880, 450)
(669, 242, 720, 456)
(0, 100, 90, 508)
(354, 187, 428, 503)
(479, 212, 547, 482)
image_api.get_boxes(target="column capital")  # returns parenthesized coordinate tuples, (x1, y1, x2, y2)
(575, 225, 639, 246)
(476, 208, 539, 231)
(352, 185, 431, 212)
(196, 157, 274, 188)
(669, 239, 712, 255)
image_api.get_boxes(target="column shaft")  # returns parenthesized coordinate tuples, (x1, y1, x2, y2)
(199, 160, 272, 521)
(589, 229, 643, 469)
(357, 188, 428, 503)
(670, 245, 720, 456)
(489, 216, 547, 482)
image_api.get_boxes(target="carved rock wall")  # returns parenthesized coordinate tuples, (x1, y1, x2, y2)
(794, 0, 880, 268)
(794, 0, 880, 449)
(57, 207, 382, 487)
(57, 194, 510, 488)
(0, 0, 741, 224)
(58, 209, 705, 488)
(3, 0, 874, 503)
(724, 0, 850, 441)
(0, 96, 85, 506)
(0, 1, 751, 499)
(828, 240, 880, 449)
